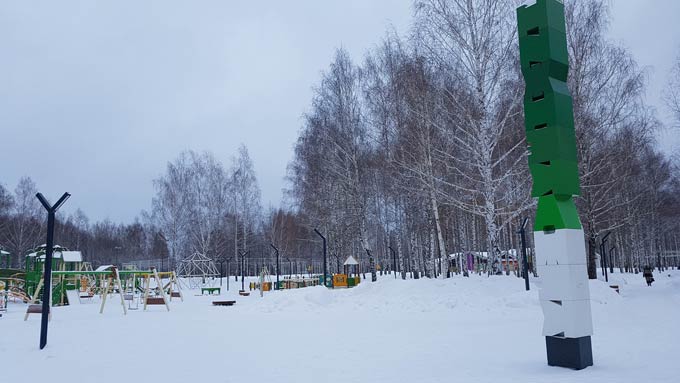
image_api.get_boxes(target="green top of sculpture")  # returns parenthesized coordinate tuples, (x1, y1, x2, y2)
(517, 0, 582, 231)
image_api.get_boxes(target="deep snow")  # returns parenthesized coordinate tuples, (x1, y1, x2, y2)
(1, 270, 678, 383)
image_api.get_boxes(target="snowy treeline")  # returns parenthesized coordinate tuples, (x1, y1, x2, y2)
(287, 0, 680, 277)
(0, 146, 268, 269)
(149, 146, 262, 265)
(0, 176, 168, 268)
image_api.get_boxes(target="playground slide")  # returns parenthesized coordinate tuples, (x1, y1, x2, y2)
(65, 290, 80, 305)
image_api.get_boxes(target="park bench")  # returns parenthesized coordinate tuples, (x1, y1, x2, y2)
(212, 300, 236, 306)
(201, 287, 220, 295)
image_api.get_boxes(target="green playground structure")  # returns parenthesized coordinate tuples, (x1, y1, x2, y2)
(0, 245, 182, 310)
(22, 245, 85, 305)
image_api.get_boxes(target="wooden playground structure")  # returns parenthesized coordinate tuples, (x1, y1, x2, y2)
(0, 246, 184, 318)
(20, 266, 183, 320)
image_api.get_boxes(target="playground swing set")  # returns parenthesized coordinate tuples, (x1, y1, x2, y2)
(0, 245, 184, 320)
(24, 266, 183, 319)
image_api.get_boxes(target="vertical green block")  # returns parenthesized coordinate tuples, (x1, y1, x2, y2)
(534, 194, 582, 231)
(518, 0, 582, 231)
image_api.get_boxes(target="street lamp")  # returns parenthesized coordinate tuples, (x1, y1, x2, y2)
(35, 192, 70, 350)
(270, 244, 280, 290)
(217, 259, 225, 287)
(313, 229, 328, 287)
(226, 259, 231, 291)
(388, 246, 398, 279)
(239, 251, 248, 291)
(517, 217, 530, 291)
(600, 232, 611, 283)
(231, 168, 241, 283)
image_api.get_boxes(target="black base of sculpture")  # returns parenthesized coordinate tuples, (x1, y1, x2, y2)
(545, 335, 593, 370)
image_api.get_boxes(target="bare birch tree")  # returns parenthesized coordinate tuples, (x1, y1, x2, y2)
(414, 0, 529, 273)
(666, 51, 680, 127)
(565, 0, 650, 278)
(232, 144, 262, 257)
(0, 177, 43, 266)
(151, 153, 193, 262)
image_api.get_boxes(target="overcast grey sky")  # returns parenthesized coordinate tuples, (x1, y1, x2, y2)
(1, 1, 679, 223)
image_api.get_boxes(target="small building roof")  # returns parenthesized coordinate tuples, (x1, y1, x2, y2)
(61, 251, 83, 262)
(343, 256, 359, 266)
(31, 250, 83, 262)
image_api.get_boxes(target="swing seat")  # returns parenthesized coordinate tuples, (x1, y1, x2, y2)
(24, 304, 51, 321)
(170, 292, 181, 298)
(145, 297, 165, 305)
(238, 291, 250, 296)
(26, 304, 44, 314)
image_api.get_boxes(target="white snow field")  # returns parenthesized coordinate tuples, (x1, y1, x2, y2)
(1, 271, 679, 383)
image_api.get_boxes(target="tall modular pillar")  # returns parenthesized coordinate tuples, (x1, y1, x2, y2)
(517, 0, 593, 370)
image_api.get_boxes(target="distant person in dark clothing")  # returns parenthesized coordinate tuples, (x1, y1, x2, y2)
(643, 266, 654, 287)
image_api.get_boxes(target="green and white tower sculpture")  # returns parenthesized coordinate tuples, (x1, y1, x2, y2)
(517, 0, 593, 370)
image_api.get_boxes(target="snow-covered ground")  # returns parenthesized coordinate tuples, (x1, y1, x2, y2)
(1, 270, 679, 383)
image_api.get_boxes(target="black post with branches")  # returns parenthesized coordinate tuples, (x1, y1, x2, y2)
(313, 229, 328, 287)
(35, 192, 70, 350)
(601, 232, 611, 283)
(270, 244, 280, 290)
(518, 218, 530, 291)
(240, 251, 248, 291)
(388, 246, 398, 279)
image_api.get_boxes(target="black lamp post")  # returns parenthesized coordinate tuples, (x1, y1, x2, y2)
(601, 232, 611, 283)
(313, 229, 328, 287)
(517, 217, 530, 291)
(240, 251, 248, 291)
(217, 259, 225, 287)
(270, 244, 280, 290)
(36, 192, 70, 350)
(226, 259, 230, 291)
(388, 246, 398, 279)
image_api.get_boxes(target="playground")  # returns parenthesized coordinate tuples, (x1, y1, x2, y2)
(1, 270, 679, 383)
(0, 245, 183, 318)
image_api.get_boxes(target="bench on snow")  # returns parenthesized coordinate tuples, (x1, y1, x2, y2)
(212, 300, 236, 306)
